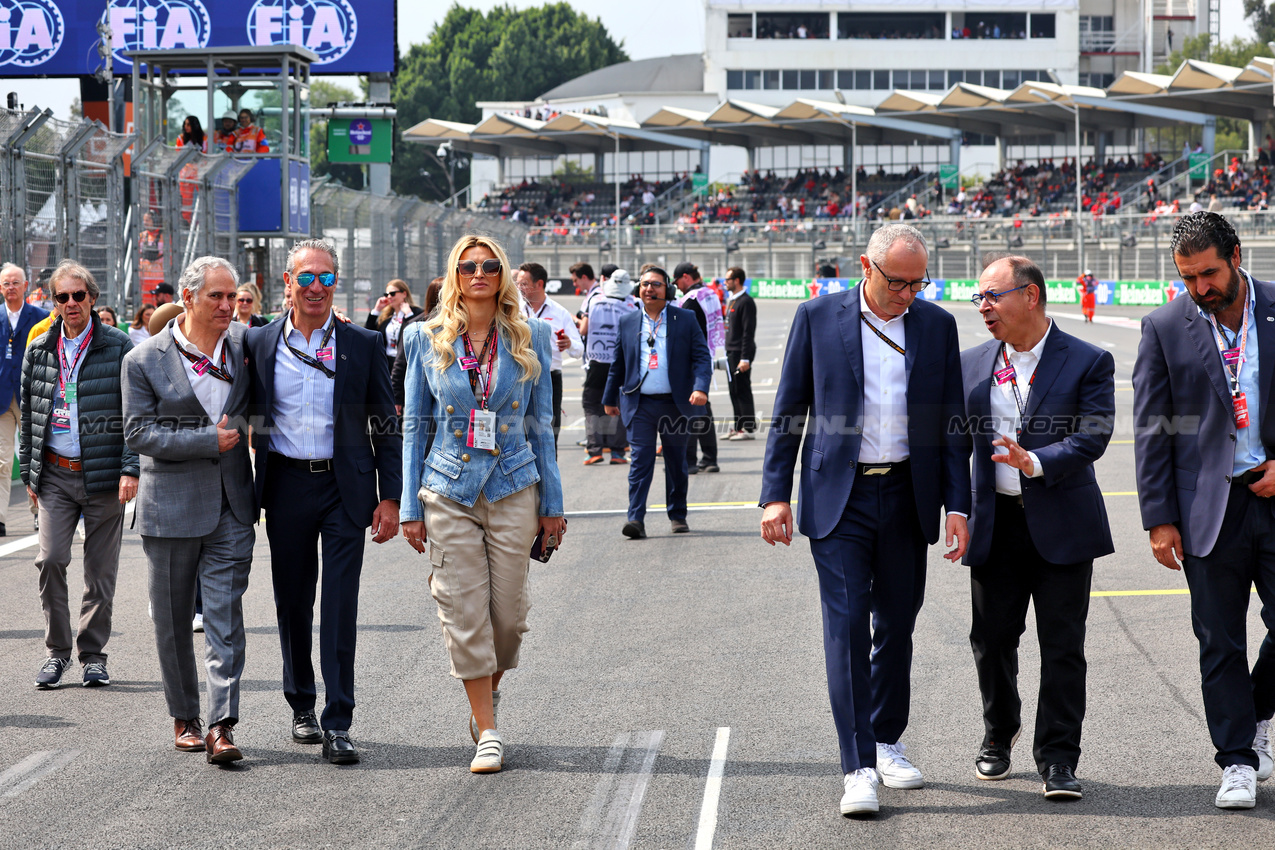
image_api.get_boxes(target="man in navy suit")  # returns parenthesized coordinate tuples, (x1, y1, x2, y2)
(245, 238, 402, 765)
(962, 255, 1115, 800)
(1133, 212, 1275, 809)
(603, 265, 711, 539)
(0, 263, 48, 536)
(759, 224, 970, 816)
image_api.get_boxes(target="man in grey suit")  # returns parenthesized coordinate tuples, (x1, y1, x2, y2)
(1133, 212, 1275, 809)
(122, 256, 257, 765)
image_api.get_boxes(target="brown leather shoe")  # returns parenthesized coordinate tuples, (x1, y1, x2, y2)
(174, 718, 205, 751)
(205, 723, 243, 764)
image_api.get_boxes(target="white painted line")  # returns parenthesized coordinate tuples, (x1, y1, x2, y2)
(0, 502, 134, 560)
(569, 504, 758, 518)
(693, 727, 731, 850)
(0, 749, 80, 797)
(607, 730, 664, 850)
(573, 733, 630, 850)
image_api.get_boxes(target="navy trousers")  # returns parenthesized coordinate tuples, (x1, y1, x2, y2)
(808, 471, 927, 774)
(626, 395, 690, 524)
(1181, 481, 1275, 770)
(264, 459, 367, 732)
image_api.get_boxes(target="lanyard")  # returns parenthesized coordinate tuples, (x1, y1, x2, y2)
(1208, 300, 1250, 396)
(998, 343, 1036, 435)
(529, 300, 548, 319)
(286, 319, 336, 379)
(462, 320, 498, 409)
(57, 330, 90, 394)
(644, 311, 664, 347)
(177, 339, 233, 384)
(860, 313, 905, 356)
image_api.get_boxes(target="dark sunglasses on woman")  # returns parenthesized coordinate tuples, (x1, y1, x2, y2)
(458, 259, 502, 277)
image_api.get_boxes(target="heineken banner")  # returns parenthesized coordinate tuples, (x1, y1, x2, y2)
(744, 277, 1189, 306)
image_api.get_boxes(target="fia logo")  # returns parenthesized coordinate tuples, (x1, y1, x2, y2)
(0, 0, 65, 68)
(104, 0, 211, 66)
(247, 0, 358, 65)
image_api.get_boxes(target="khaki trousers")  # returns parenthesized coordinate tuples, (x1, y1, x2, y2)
(422, 484, 539, 680)
(0, 397, 36, 526)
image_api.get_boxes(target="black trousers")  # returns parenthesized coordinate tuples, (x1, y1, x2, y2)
(685, 401, 718, 468)
(1182, 482, 1275, 770)
(970, 494, 1092, 775)
(264, 459, 367, 732)
(726, 352, 756, 432)
(582, 360, 627, 457)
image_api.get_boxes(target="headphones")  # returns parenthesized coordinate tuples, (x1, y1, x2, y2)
(638, 267, 673, 301)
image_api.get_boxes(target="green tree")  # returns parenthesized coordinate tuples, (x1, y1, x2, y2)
(1244, 0, 1275, 45)
(1155, 35, 1269, 152)
(392, 3, 628, 200)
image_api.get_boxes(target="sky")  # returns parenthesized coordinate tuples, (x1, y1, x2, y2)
(0, 0, 1256, 121)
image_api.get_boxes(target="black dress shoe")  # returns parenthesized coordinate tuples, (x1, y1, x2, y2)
(670, 519, 690, 533)
(687, 465, 699, 475)
(699, 463, 720, 473)
(1042, 764, 1082, 800)
(323, 730, 360, 764)
(292, 711, 322, 744)
(0, 521, 7, 537)
(622, 520, 646, 539)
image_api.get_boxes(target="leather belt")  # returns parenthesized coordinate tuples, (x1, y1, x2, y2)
(271, 452, 333, 473)
(996, 492, 1026, 508)
(1238, 467, 1264, 489)
(855, 459, 909, 477)
(44, 450, 82, 471)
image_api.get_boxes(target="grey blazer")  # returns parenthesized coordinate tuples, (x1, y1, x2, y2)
(122, 320, 256, 537)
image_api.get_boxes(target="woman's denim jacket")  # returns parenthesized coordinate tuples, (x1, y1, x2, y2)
(400, 318, 563, 522)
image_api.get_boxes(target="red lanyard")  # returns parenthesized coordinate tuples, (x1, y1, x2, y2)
(57, 331, 90, 394)
(461, 321, 498, 409)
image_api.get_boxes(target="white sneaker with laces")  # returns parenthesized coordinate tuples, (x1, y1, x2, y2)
(1215, 764, 1257, 809)
(840, 767, 880, 815)
(876, 741, 924, 789)
(1255, 719, 1272, 782)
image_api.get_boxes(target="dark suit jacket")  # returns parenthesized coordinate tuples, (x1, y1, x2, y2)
(725, 291, 757, 361)
(0, 302, 49, 410)
(601, 303, 712, 427)
(758, 285, 971, 542)
(1133, 276, 1275, 557)
(961, 324, 1116, 566)
(245, 316, 403, 528)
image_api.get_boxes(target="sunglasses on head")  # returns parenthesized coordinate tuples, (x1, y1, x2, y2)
(295, 272, 336, 287)
(54, 291, 88, 303)
(458, 259, 502, 278)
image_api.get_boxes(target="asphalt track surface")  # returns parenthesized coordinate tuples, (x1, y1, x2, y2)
(1, 297, 1272, 849)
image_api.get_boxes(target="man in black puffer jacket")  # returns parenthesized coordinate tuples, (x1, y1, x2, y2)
(21, 259, 139, 690)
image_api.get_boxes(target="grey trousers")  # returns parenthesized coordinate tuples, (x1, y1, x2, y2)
(35, 460, 125, 664)
(142, 503, 254, 726)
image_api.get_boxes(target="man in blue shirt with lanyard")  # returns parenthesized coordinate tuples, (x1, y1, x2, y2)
(0, 262, 48, 536)
(603, 266, 712, 539)
(1134, 212, 1275, 809)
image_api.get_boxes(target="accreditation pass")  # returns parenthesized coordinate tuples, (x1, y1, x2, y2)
(469, 409, 496, 450)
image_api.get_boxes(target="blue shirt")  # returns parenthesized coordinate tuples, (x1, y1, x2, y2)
(44, 322, 92, 458)
(270, 313, 336, 460)
(1199, 269, 1265, 475)
(638, 306, 672, 395)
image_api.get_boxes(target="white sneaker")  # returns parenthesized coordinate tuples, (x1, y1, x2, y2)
(1255, 719, 1273, 782)
(876, 741, 924, 789)
(840, 768, 880, 815)
(1215, 764, 1257, 809)
(470, 729, 504, 773)
(192, 613, 204, 633)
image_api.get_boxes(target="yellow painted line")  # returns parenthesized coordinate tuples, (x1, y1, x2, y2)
(1110, 440, 1134, 444)
(1117, 387, 1133, 392)
(1093, 588, 1257, 597)
(1101, 491, 1137, 496)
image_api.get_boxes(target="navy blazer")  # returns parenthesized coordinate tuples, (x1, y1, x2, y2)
(602, 303, 712, 426)
(245, 317, 403, 528)
(759, 285, 971, 543)
(961, 324, 1116, 566)
(0, 302, 49, 411)
(1133, 276, 1275, 557)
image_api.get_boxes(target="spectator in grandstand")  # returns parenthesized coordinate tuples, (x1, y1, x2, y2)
(673, 263, 723, 474)
(232, 109, 269, 154)
(603, 265, 711, 538)
(23, 260, 138, 690)
(232, 284, 267, 328)
(516, 262, 583, 453)
(366, 279, 422, 374)
(581, 268, 637, 465)
(129, 304, 156, 345)
(175, 116, 207, 153)
(0, 263, 48, 537)
(122, 255, 256, 765)
(399, 234, 563, 774)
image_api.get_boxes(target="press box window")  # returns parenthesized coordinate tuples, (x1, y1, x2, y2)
(728, 14, 753, 38)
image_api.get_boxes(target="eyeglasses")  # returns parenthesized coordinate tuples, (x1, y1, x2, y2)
(969, 284, 1031, 306)
(294, 272, 336, 287)
(53, 291, 88, 304)
(870, 259, 931, 293)
(236, 297, 254, 304)
(384, 290, 403, 298)
(458, 259, 502, 278)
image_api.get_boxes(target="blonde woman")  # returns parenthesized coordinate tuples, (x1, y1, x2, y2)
(365, 279, 422, 371)
(233, 284, 267, 327)
(400, 235, 564, 773)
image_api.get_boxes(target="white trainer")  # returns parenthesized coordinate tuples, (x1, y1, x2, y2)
(840, 768, 880, 816)
(470, 729, 504, 773)
(1255, 719, 1272, 782)
(1215, 764, 1257, 809)
(876, 741, 924, 789)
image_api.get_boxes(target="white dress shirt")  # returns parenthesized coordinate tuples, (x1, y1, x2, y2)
(270, 313, 336, 460)
(857, 286, 909, 464)
(171, 324, 231, 420)
(522, 296, 583, 372)
(989, 320, 1050, 494)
